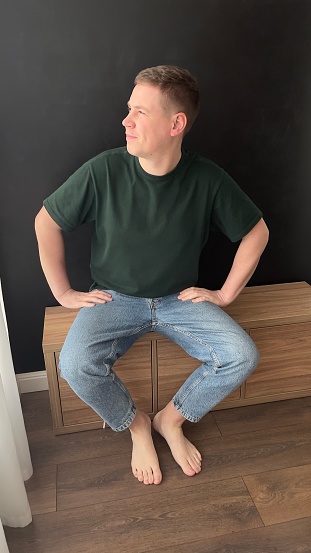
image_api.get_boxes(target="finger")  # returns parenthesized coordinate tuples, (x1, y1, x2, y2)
(179, 286, 199, 295)
(78, 298, 108, 308)
(178, 295, 199, 301)
(79, 301, 97, 308)
(178, 291, 202, 301)
(71, 293, 110, 308)
(178, 287, 206, 298)
(191, 296, 207, 303)
(89, 290, 112, 299)
(88, 291, 113, 302)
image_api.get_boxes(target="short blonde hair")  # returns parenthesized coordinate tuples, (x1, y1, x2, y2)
(135, 65, 200, 135)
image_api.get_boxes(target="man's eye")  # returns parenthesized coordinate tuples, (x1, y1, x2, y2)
(139, 110, 145, 115)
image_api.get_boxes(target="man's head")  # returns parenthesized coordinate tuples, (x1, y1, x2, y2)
(134, 65, 200, 136)
(122, 65, 200, 168)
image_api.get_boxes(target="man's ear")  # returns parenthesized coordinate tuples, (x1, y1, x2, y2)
(171, 112, 187, 137)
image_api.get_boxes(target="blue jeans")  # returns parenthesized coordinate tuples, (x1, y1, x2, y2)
(59, 291, 259, 431)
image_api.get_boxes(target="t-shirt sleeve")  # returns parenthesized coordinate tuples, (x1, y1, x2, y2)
(43, 162, 96, 231)
(211, 170, 263, 242)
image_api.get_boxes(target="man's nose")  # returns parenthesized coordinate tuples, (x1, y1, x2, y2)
(122, 113, 134, 127)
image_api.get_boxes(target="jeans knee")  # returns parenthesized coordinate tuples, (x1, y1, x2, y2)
(238, 336, 260, 374)
(59, 345, 112, 388)
(252, 341, 260, 368)
(58, 348, 86, 388)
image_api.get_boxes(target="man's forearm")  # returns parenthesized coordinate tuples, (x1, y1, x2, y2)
(220, 218, 269, 304)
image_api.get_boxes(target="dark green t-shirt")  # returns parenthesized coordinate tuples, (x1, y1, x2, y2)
(43, 147, 262, 297)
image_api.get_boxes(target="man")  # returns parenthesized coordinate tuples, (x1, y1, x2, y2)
(35, 65, 269, 486)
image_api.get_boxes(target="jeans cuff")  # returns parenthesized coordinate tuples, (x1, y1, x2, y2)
(173, 399, 200, 423)
(113, 406, 137, 432)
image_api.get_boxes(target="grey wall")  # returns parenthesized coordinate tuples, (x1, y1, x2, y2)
(1, 0, 311, 374)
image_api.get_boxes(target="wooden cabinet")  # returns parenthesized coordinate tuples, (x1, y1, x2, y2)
(42, 282, 311, 434)
(246, 322, 311, 400)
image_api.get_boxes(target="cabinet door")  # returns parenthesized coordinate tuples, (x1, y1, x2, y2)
(57, 341, 153, 427)
(247, 322, 311, 399)
(157, 338, 240, 411)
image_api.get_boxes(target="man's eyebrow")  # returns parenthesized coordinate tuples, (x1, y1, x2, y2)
(127, 102, 150, 113)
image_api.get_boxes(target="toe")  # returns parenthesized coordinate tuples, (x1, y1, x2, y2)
(143, 469, 152, 485)
(184, 465, 196, 476)
(153, 469, 163, 485)
(190, 456, 202, 473)
(195, 450, 202, 462)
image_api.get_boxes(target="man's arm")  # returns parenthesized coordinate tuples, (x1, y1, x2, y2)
(34, 206, 111, 308)
(178, 218, 269, 307)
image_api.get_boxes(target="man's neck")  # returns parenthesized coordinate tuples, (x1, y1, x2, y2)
(138, 148, 182, 176)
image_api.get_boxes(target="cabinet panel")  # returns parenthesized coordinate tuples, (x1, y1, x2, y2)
(157, 338, 240, 411)
(247, 323, 311, 399)
(57, 341, 153, 427)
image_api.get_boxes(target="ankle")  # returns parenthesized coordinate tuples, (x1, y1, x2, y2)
(155, 402, 186, 429)
(129, 410, 150, 435)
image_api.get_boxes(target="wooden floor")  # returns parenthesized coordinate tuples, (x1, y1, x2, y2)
(4, 391, 311, 553)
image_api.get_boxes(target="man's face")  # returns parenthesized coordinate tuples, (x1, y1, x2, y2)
(122, 83, 176, 160)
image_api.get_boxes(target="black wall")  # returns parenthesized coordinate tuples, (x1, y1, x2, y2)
(1, 0, 310, 374)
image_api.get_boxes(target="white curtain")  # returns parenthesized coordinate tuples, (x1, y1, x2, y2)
(0, 279, 33, 551)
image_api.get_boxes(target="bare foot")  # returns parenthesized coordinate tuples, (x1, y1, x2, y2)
(153, 405, 202, 477)
(129, 410, 162, 485)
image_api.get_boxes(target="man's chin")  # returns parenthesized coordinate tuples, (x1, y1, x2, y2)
(125, 142, 141, 158)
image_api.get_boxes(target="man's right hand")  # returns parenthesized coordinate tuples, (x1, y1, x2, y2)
(57, 288, 112, 309)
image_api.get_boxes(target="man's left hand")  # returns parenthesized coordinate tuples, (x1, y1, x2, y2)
(178, 287, 230, 307)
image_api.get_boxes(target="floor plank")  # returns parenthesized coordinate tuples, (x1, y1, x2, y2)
(21, 391, 53, 434)
(146, 516, 311, 553)
(26, 425, 132, 469)
(25, 465, 56, 515)
(212, 396, 311, 436)
(180, 413, 222, 440)
(192, 423, 311, 480)
(243, 463, 311, 525)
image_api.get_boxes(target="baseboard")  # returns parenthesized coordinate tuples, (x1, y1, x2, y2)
(17, 371, 49, 394)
